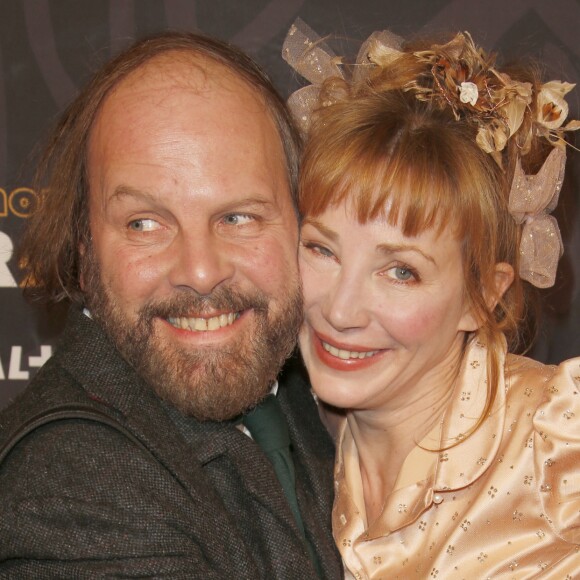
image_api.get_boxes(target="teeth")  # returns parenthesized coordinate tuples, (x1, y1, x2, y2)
(322, 341, 377, 360)
(168, 313, 239, 332)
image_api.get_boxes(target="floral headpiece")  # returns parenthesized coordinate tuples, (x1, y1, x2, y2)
(283, 19, 579, 288)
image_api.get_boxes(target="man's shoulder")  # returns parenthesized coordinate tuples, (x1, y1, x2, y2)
(0, 355, 154, 525)
(0, 355, 87, 436)
(0, 392, 232, 575)
(0, 309, 151, 472)
(0, 345, 189, 530)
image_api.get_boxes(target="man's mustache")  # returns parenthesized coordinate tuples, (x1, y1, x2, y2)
(137, 286, 270, 322)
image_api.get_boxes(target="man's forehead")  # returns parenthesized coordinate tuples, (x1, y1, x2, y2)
(87, 51, 273, 153)
(86, 48, 288, 199)
(107, 51, 262, 107)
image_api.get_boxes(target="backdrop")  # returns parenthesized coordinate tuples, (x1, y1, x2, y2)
(1, 0, 579, 409)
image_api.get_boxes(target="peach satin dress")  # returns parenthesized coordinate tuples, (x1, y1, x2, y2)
(333, 336, 580, 579)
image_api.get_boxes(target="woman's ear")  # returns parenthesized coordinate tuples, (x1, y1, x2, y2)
(458, 262, 515, 333)
(486, 262, 514, 310)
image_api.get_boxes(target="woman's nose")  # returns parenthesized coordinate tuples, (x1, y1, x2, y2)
(321, 272, 371, 331)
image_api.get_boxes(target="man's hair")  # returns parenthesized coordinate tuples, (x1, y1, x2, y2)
(19, 31, 301, 305)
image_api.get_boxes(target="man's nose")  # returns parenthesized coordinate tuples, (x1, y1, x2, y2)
(168, 230, 235, 296)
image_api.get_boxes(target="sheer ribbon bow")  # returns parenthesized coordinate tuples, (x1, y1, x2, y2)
(283, 19, 403, 133)
(508, 147, 566, 289)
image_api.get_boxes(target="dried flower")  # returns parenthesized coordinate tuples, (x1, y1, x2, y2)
(495, 74, 532, 138)
(459, 81, 478, 105)
(285, 23, 578, 156)
(537, 81, 574, 129)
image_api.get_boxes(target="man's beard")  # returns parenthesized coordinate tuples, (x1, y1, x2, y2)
(82, 250, 303, 421)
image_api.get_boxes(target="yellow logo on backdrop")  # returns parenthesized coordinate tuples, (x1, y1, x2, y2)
(0, 187, 37, 218)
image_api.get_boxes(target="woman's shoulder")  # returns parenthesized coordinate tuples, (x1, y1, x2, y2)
(504, 351, 555, 381)
(504, 353, 579, 399)
(527, 353, 580, 454)
(512, 355, 580, 544)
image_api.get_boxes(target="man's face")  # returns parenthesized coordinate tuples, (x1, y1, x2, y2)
(83, 56, 302, 421)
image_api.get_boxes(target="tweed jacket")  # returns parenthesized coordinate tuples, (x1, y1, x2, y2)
(0, 308, 342, 579)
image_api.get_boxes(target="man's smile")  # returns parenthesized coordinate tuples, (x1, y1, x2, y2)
(168, 312, 241, 332)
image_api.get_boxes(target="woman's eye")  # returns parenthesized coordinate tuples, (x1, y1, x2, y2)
(387, 266, 417, 282)
(128, 218, 159, 232)
(223, 214, 254, 226)
(303, 242, 335, 258)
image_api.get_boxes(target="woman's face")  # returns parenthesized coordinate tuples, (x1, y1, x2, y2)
(299, 203, 478, 412)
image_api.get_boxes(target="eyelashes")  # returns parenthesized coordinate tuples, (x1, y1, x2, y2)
(300, 240, 421, 284)
(221, 213, 256, 226)
(383, 265, 420, 284)
(301, 241, 335, 259)
(128, 218, 160, 232)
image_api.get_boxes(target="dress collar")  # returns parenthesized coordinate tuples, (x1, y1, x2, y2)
(333, 333, 507, 539)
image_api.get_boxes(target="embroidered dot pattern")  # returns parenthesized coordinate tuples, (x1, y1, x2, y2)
(332, 345, 580, 578)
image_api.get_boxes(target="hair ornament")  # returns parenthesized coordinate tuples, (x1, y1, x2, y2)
(508, 147, 566, 288)
(283, 20, 345, 134)
(283, 19, 579, 288)
(283, 20, 406, 133)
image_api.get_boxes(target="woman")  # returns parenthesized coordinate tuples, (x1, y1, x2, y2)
(284, 23, 580, 578)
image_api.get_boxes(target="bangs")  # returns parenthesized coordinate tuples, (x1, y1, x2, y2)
(299, 103, 486, 240)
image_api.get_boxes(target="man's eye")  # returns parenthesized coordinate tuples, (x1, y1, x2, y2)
(128, 218, 159, 232)
(222, 214, 255, 226)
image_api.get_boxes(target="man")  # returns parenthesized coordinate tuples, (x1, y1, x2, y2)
(0, 32, 341, 578)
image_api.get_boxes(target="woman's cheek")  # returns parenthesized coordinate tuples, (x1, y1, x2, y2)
(299, 260, 322, 306)
(380, 302, 441, 344)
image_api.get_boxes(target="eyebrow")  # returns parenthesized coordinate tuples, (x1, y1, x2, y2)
(109, 185, 157, 204)
(376, 243, 436, 264)
(302, 218, 339, 242)
(303, 217, 436, 264)
(110, 185, 272, 210)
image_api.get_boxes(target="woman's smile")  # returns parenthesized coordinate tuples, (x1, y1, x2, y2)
(312, 329, 385, 371)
